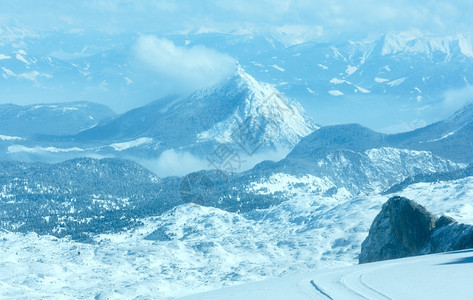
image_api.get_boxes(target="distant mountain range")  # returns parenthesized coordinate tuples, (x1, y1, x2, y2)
(277, 32, 473, 100)
(2, 31, 473, 130)
(0, 101, 115, 137)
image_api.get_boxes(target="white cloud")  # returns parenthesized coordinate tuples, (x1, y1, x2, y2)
(133, 35, 236, 92)
(442, 85, 473, 114)
(380, 119, 428, 133)
(142, 149, 209, 177)
(274, 24, 323, 46)
(139, 147, 290, 177)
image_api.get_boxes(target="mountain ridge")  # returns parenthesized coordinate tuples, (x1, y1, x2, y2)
(282, 102, 473, 164)
(0, 101, 116, 137)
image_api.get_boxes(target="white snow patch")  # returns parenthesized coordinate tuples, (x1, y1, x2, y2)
(329, 78, 345, 84)
(271, 64, 285, 72)
(0, 54, 11, 60)
(19, 71, 52, 81)
(427, 131, 457, 142)
(1, 67, 16, 78)
(306, 87, 316, 95)
(329, 78, 369, 93)
(317, 64, 328, 70)
(458, 35, 473, 58)
(345, 65, 357, 75)
(124, 77, 134, 85)
(0, 135, 23, 141)
(15, 53, 28, 64)
(1, 67, 51, 81)
(57, 106, 79, 112)
(355, 85, 370, 94)
(328, 90, 343, 96)
(109, 137, 154, 151)
(374, 77, 389, 83)
(252, 61, 264, 67)
(387, 77, 406, 87)
(31, 105, 79, 112)
(7, 145, 84, 153)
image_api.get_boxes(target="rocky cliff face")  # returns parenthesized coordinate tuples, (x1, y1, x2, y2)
(359, 196, 473, 263)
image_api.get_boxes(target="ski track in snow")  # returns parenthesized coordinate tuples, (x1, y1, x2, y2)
(310, 280, 334, 299)
(337, 266, 392, 299)
(184, 250, 473, 299)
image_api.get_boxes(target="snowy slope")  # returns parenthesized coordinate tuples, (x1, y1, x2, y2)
(1, 176, 472, 299)
(182, 249, 473, 300)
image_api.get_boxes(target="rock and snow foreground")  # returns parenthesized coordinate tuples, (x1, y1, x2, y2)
(1, 176, 473, 299)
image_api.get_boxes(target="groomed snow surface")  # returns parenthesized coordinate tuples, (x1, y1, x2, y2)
(1, 176, 472, 298)
(183, 249, 473, 300)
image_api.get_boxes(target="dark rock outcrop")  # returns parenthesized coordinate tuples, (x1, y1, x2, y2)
(359, 196, 436, 263)
(359, 196, 473, 264)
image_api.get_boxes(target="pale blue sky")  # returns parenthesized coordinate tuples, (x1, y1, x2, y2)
(1, 0, 472, 40)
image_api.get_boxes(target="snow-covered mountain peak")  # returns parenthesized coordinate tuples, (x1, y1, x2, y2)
(227, 65, 283, 105)
(234, 64, 262, 89)
(197, 66, 318, 150)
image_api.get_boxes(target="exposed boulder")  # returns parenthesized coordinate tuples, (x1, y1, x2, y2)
(359, 196, 473, 264)
(359, 196, 436, 263)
